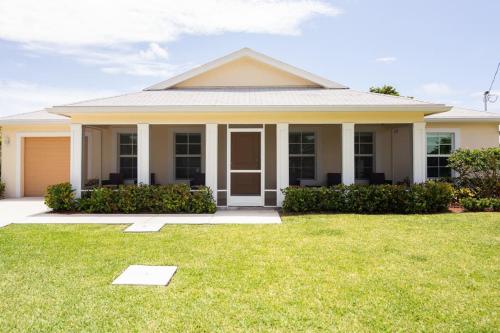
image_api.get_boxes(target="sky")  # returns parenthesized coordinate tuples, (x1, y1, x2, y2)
(0, 0, 499, 117)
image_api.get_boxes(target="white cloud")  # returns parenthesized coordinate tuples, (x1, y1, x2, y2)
(0, 80, 121, 116)
(419, 82, 456, 96)
(0, 0, 340, 76)
(375, 56, 397, 64)
(0, 0, 340, 44)
(24, 42, 184, 77)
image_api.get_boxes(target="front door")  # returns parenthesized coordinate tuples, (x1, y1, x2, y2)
(227, 128, 264, 206)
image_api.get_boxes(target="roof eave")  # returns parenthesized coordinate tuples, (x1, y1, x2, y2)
(49, 104, 450, 115)
(0, 119, 70, 125)
(425, 117, 500, 122)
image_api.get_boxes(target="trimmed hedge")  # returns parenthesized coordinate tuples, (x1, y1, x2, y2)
(282, 182, 453, 214)
(460, 197, 500, 212)
(45, 183, 216, 214)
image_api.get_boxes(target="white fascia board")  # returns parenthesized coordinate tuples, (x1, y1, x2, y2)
(0, 119, 70, 125)
(425, 117, 500, 122)
(144, 48, 347, 90)
(49, 104, 450, 115)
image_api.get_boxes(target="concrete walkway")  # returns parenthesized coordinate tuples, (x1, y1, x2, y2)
(0, 198, 51, 227)
(0, 199, 281, 228)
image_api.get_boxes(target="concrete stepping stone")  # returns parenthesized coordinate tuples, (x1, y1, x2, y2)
(112, 265, 177, 286)
(124, 222, 165, 232)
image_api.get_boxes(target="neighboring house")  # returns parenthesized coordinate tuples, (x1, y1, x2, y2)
(0, 48, 499, 206)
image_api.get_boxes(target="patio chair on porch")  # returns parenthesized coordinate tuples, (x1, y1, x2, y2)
(101, 173, 124, 186)
(190, 173, 205, 188)
(327, 173, 342, 186)
(369, 173, 386, 185)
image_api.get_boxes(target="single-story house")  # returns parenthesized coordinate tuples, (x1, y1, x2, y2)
(1, 48, 499, 207)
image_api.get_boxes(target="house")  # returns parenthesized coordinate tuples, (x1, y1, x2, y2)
(1, 48, 499, 207)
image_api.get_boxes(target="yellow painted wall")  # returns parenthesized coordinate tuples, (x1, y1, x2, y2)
(2, 121, 499, 198)
(426, 122, 499, 149)
(174, 57, 319, 88)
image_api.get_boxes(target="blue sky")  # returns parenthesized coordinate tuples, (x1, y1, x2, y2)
(1, 0, 499, 116)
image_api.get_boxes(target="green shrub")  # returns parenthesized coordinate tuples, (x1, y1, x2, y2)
(460, 197, 500, 212)
(451, 186, 475, 204)
(447, 148, 500, 198)
(78, 187, 117, 213)
(44, 182, 75, 212)
(282, 182, 453, 214)
(189, 186, 217, 213)
(0, 181, 5, 199)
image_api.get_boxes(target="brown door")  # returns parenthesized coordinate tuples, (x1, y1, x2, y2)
(24, 137, 70, 196)
(228, 130, 263, 206)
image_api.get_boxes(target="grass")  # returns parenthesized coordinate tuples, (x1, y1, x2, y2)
(0, 213, 499, 332)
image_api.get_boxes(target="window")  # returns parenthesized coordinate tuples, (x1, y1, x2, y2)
(289, 132, 315, 184)
(175, 133, 202, 179)
(427, 132, 454, 178)
(118, 133, 137, 180)
(355, 132, 374, 179)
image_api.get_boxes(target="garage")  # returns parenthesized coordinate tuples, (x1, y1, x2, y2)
(23, 137, 70, 197)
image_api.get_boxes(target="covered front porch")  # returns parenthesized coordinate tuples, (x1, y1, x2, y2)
(71, 121, 427, 207)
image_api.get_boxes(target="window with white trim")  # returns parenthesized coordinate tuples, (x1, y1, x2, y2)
(118, 133, 137, 180)
(355, 132, 374, 179)
(289, 132, 315, 184)
(175, 133, 202, 179)
(426, 132, 454, 178)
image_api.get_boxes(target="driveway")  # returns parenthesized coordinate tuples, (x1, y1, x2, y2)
(0, 198, 50, 227)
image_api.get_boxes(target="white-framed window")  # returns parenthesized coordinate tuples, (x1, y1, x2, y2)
(289, 132, 315, 184)
(118, 133, 137, 180)
(426, 132, 454, 179)
(175, 133, 202, 180)
(355, 132, 374, 179)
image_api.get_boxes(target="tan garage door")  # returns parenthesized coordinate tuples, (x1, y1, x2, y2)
(24, 137, 70, 197)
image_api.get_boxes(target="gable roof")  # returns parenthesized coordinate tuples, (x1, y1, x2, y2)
(425, 107, 500, 122)
(144, 48, 348, 90)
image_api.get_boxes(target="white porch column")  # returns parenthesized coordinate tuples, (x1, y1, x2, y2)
(276, 123, 289, 207)
(137, 123, 150, 185)
(412, 122, 426, 183)
(70, 123, 83, 198)
(341, 123, 355, 185)
(205, 123, 218, 203)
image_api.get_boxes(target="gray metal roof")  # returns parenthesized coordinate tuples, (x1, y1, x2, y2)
(425, 107, 500, 122)
(0, 110, 69, 124)
(60, 88, 442, 108)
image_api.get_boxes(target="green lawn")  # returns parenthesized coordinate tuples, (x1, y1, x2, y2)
(0, 214, 499, 332)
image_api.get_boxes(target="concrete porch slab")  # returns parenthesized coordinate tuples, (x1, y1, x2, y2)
(112, 265, 177, 286)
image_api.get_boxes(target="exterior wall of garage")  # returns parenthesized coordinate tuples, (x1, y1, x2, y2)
(1, 124, 70, 198)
